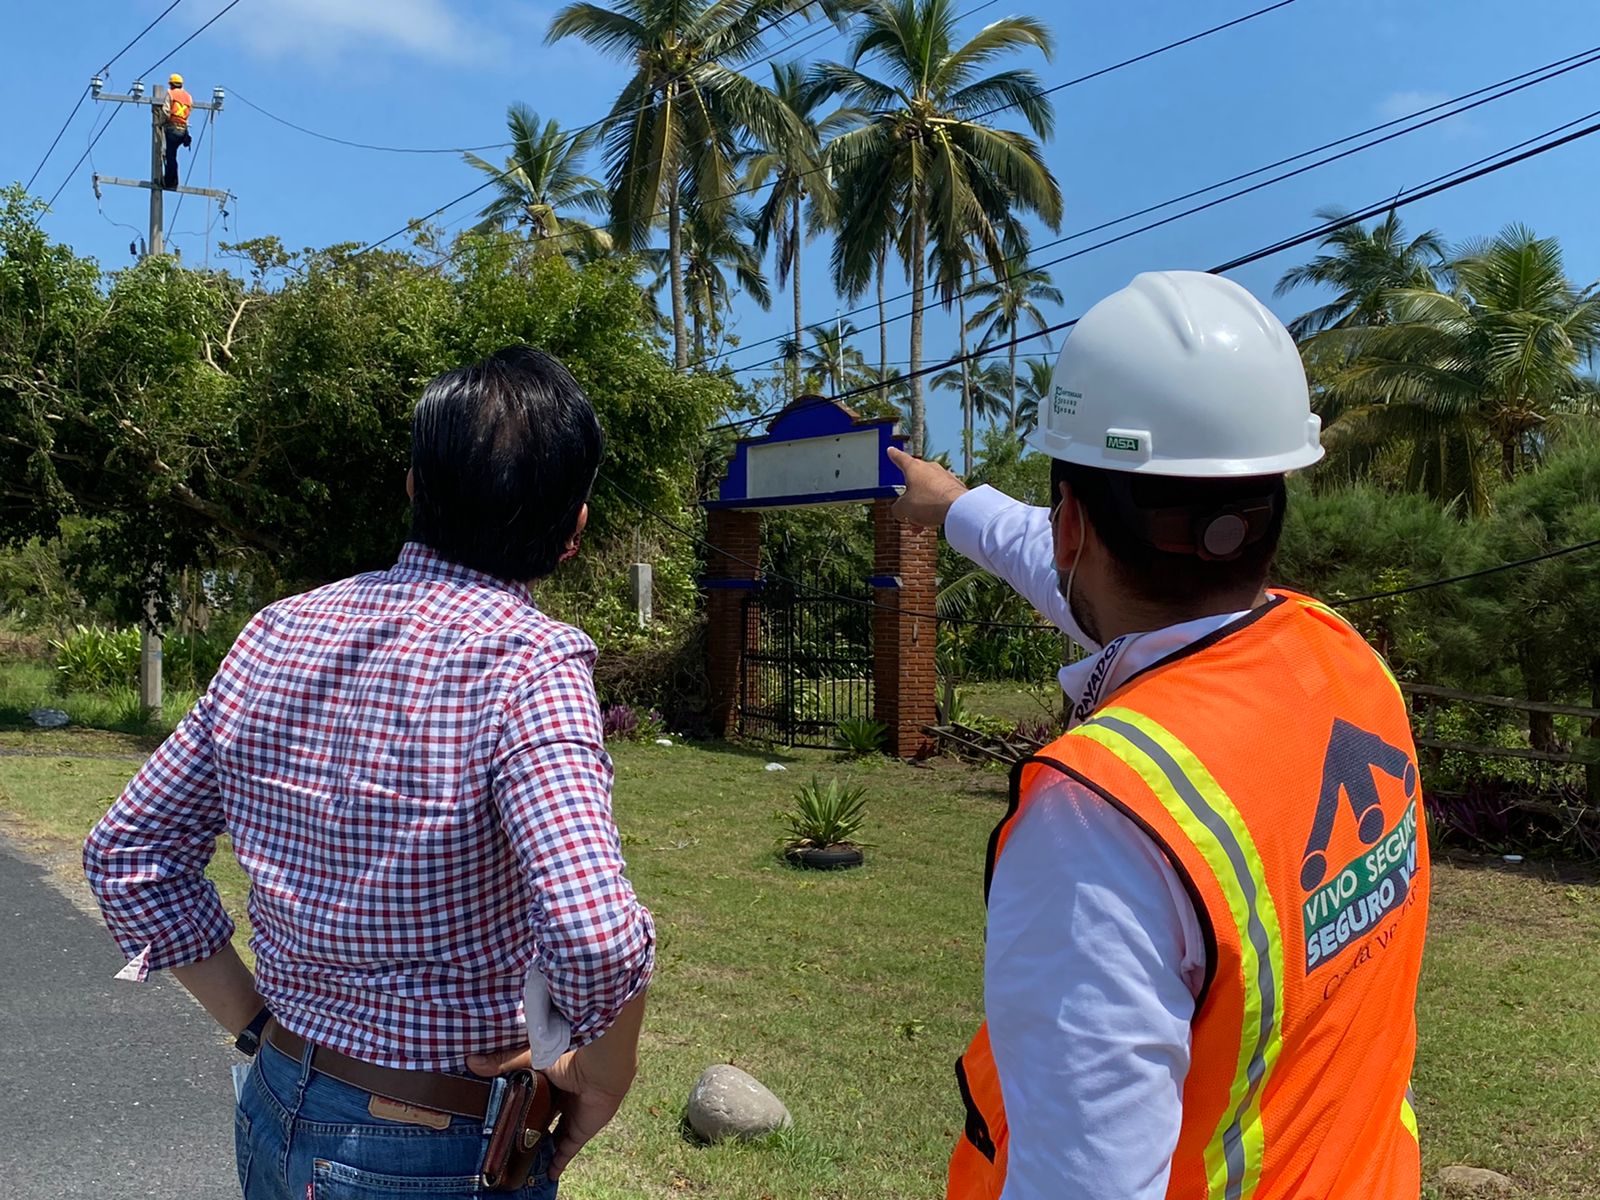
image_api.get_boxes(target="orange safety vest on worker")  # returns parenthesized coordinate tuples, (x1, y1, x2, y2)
(167, 88, 193, 129)
(950, 591, 1428, 1200)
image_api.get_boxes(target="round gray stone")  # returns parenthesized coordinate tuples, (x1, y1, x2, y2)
(1437, 1166, 1514, 1195)
(28, 708, 70, 729)
(686, 1064, 792, 1144)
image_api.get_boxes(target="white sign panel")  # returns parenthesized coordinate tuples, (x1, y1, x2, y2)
(746, 429, 883, 501)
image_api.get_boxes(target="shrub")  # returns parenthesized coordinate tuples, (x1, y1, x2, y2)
(602, 703, 639, 741)
(779, 775, 869, 849)
(834, 717, 886, 757)
(50, 625, 140, 692)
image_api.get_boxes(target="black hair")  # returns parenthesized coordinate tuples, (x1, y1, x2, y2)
(1051, 458, 1286, 607)
(410, 346, 602, 582)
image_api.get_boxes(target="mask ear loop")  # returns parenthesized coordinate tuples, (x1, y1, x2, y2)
(1054, 498, 1090, 641)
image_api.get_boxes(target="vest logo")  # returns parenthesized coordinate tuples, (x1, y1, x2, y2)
(1300, 719, 1421, 972)
(1105, 434, 1140, 453)
(1051, 386, 1080, 417)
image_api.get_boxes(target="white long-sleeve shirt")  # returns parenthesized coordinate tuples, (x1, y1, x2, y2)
(947, 485, 1250, 1200)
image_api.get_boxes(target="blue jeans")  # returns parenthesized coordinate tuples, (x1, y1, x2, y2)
(236, 1037, 557, 1199)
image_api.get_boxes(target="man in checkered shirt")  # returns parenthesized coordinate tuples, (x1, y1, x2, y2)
(85, 347, 654, 1198)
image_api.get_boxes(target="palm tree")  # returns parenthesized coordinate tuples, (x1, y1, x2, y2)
(817, 0, 1062, 455)
(1275, 208, 1445, 339)
(1013, 356, 1051, 438)
(547, 0, 808, 368)
(966, 254, 1062, 428)
(934, 359, 1009, 426)
(1310, 225, 1600, 512)
(462, 105, 612, 257)
(800, 320, 869, 395)
(749, 61, 835, 400)
(929, 235, 983, 472)
(641, 203, 772, 362)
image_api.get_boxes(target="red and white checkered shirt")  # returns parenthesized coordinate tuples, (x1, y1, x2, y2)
(84, 543, 654, 1070)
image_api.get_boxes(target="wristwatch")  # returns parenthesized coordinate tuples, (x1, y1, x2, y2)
(234, 1006, 273, 1057)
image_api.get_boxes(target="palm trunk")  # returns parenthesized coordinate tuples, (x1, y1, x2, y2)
(1008, 339, 1019, 434)
(958, 289, 972, 476)
(693, 276, 707, 364)
(909, 202, 926, 456)
(792, 193, 804, 402)
(878, 231, 889, 381)
(668, 174, 689, 370)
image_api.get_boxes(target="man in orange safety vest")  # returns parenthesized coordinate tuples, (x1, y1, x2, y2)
(889, 271, 1429, 1199)
(162, 72, 193, 190)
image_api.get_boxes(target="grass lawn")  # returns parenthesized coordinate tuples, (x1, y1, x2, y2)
(1, 731, 1596, 1198)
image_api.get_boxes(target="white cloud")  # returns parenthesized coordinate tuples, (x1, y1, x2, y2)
(231, 0, 507, 66)
(1375, 90, 1452, 122)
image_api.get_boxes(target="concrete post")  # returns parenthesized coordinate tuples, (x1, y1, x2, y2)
(629, 562, 653, 629)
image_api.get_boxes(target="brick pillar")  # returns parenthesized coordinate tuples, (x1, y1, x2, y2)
(871, 499, 938, 758)
(704, 509, 762, 738)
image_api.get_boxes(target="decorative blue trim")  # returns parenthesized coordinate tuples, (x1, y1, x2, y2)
(867, 575, 902, 590)
(704, 485, 902, 511)
(706, 394, 907, 510)
(699, 577, 764, 590)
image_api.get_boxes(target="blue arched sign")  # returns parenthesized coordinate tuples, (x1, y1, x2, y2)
(705, 396, 906, 510)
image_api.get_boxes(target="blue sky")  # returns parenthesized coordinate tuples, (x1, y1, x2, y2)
(7, 0, 1600, 458)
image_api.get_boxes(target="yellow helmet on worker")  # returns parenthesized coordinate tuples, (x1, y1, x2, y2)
(169, 73, 184, 87)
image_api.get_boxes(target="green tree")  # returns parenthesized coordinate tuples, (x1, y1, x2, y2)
(1310, 226, 1600, 512)
(1275, 207, 1445, 338)
(748, 60, 835, 400)
(1471, 426, 1600, 781)
(640, 203, 772, 362)
(965, 256, 1061, 427)
(462, 104, 612, 258)
(547, 0, 808, 368)
(817, 0, 1062, 454)
(1012, 356, 1051, 437)
(798, 320, 868, 395)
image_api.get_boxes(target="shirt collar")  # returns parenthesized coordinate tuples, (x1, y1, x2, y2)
(392, 542, 536, 606)
(1058, 607, 1258, 728)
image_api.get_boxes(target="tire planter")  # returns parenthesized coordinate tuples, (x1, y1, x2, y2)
(785, 844, 865, 870)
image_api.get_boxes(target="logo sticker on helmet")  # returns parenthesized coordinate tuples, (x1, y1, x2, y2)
(1104, 435, 1141, 453)
(1051, 386, 1080, 417)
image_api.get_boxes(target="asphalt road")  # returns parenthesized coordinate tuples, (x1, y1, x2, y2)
(0, 834, 240, 1199)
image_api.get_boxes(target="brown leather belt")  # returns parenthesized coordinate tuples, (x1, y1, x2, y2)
(264, 1019, 493, 1120)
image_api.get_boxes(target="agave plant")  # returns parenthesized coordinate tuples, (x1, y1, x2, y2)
(779, 775, 869, 848)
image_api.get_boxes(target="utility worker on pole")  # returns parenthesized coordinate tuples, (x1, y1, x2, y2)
(889, 271, 1429, 1199)
(162, 72, 193, 189)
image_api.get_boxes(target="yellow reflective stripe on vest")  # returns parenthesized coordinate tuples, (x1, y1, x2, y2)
(1073, 708, 1287, 1200)
(1400, 1088, 1419, 1143)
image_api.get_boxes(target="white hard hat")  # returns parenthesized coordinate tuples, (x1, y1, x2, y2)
(1029, 271, 1323, 477)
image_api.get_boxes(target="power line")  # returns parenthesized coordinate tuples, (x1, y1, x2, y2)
(24, 0, 191, 192)
(817, 111, 1600, 407)
(604, 472, 1600, 629)
(167, 108, 215, 239)
(47, 104, 123, 209)
(228, 89, 515, 154)
(715, 43, 1600, 373)
(138, 0, 246, 82)
(26, 89, 90, 193)
(353, 0, 1285, 261)
(349, 0, 867, 255)
(1333, 540, 1600, 605)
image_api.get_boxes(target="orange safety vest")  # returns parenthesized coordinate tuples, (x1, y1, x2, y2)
(168, 89, 193, 128)
(950, 592, 1428, 1200)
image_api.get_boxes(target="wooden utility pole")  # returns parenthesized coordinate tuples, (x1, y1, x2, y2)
(90, 75, 230, 717)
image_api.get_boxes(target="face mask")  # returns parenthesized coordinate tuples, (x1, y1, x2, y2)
(1056, 500, 1103, 652)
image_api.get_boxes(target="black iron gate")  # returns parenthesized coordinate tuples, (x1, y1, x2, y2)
(738, 577, 873, 748)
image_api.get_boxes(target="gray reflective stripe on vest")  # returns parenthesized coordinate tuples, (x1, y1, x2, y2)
(1092, 713, 1279, 1200)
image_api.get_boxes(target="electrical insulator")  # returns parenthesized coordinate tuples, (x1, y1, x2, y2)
(131, 79, 145, 98)
(212, 87, 226, 110)
(91, 76, 104, 97)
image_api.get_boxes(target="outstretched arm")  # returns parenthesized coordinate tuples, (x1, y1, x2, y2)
(887, 446, 1091, 649)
